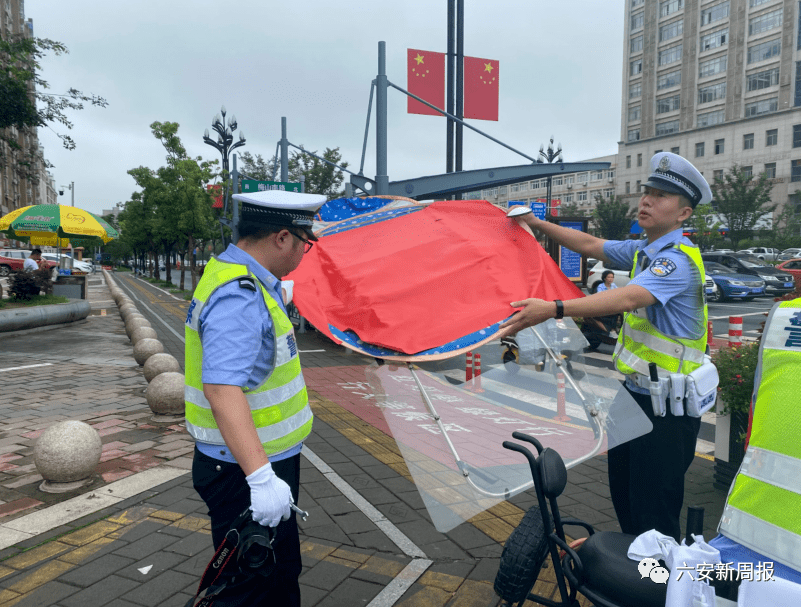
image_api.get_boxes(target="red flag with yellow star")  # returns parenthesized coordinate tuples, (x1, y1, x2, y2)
(464, 56, 499, 121)
(407, 49, 445, 116)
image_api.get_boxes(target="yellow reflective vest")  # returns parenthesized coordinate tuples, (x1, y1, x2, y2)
(718, 298, 801, 571)
(184, 257, 312, 456)
(613, 243, 708, 377)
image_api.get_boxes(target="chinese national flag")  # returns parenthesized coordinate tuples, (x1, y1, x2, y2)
(464, 56, 499, 121)
(407, 49, 445, 116)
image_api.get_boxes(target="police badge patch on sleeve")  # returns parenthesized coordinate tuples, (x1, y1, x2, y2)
(649, 257, 677, 277)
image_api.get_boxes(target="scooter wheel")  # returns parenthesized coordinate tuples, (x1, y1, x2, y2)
(493, 505, 551, 604)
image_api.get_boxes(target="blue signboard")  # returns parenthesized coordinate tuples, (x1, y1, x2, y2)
(508, 200, 546, 220)
(559, 221, 583, 280)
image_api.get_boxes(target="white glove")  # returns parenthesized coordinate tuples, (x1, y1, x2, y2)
(245, 462, 293, 528)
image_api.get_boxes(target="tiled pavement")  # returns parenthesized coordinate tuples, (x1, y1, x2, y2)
(0, 272, 730, 606)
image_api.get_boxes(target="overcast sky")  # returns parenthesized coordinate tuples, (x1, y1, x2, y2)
(28, 0, 625, 215)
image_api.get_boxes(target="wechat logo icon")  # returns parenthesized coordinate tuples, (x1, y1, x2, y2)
(639, 558, 669, 584)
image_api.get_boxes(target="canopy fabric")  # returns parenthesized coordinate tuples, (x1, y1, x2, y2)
(317, 195, 419, 222)
(0, 205, 118, 245)
(630, 220, 643, 234)
(289, 199, 584, 355)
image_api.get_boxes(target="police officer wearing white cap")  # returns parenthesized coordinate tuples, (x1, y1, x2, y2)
(185, 189, 326, 605)
(502, 152, 713, 541)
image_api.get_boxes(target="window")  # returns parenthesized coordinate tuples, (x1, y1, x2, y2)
(796, 61, 801, 106)
(636, 180, 641, 191)
(578, 191, 588, 202)
(701, 2, 730, 26)
(701, 28, 728, 51)
(547, 178, 557, 187)
(746, 67, 780, 91)
(630, 82, 642, 99)
(632, 11, 644, 31)
(604, 188, 615, 198)
(742, 166, 753, 178)
(657, 94, 681, 113)
(632, 0, 644, 6)
(591, 171, 604, 182)
(715, 139, 725, 154)
(792, 159, 801, 182)
(698, 109, 725, 126)
(657, 70, 682, 90)
(749, 8, 783, 36)
(629, 129, 641, 142)
(566, 175, 574, 185)
(696, 142, 705, 157)
(660, 20, 684, 42)
(656, 120, 680, 136)
(744, 97, 778, 117)
(637, 153, 643, 167)
(511, 184, 519, 193)
(626, 155, 632, 169)
(631, 59, 643, 76)
(744, 133, 754, 149)
(607, 169, 616, 179)
(700, 55, 728, 77)
(794, 125, 801, 148)
(626, 182, 631, 194)
(698, 82, 727, 103)
(660, 0, 683, 17)
(629, 105, 642, 121)
(798, 4, 801, 50)
(577, 172, 588, 183)
(655, 149, 663, 154)
(764, 162, 776, 178)
(631, 35, 644, 53)
(747, 38, 781, 63)
(671, 147, 680, 154)
(714, 169, 724, 181)
(767, 129, 778, 145)
(659, 44, 683, 66)
(562, 193, 573, 203)
(750, 0, 772, 6)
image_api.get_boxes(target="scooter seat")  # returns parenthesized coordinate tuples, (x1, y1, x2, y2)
(575, 531, 667, 607)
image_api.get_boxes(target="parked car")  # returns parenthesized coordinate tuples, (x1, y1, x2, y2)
(778, 248, 801, 262)
(704, 261, 765, 301)
(710, 248, 734, 254)
(744, 247, 780, 262)
(775, 258, 801, 284)
(0, 250, 58, 276)
(587, 261, 631, 293)
(701, 253, 795, 296)
(704, 274, 718, 300)
(40, 253, 93, 274)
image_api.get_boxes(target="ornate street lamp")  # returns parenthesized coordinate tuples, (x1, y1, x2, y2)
(203, 105, 246, 215)
(538, 137, 563, 216)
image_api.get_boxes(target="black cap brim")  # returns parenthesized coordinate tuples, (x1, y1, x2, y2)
(642, 178, 697, 206)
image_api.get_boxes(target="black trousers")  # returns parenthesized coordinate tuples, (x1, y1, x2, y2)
(192, 448, 302, 607)
(607, 388, 701, 541)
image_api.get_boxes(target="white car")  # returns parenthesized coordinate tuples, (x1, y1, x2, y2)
(41, 253, 93, 273)
(778, 248, 801, 262)
(744, 247, 780, 262)
(587, 261, 631, 293)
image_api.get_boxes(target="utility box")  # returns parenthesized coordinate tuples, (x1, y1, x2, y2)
(52, 275, 87, 300)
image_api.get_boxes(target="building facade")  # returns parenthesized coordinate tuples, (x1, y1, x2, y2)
(464, 154, 617, 217)
(618, 0, 801, 228)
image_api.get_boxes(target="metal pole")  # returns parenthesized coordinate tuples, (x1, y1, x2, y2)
(231, 154, 240, 244)
(71, 182, 74, 207)
(300, 175, 305, 193)
(359, 81, 376, 176)
(345, 182, 353, 198)
(376, 42, 389, 195)
(446, 0, 455, 175)
(281, 117, 289, 183)
(455, 0, 464, 187)
(547, 176, 552, 216)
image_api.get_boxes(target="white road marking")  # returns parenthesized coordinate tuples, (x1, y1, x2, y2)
(115, 277, 185, 342)
(709, 311, 770, 320)
(0, 363, 54, 373)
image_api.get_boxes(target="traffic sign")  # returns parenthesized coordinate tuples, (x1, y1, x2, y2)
(241, 180, 302, 193)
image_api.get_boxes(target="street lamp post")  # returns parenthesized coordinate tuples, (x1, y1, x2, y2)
(538, 137, 563, 217)
(203, 106, 246, 244)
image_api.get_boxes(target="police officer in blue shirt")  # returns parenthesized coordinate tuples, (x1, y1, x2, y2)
(502, 152, 713, 540)
(186, 190, 326, 606)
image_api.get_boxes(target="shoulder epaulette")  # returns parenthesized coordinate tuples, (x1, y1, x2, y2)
(237, 277, 257, 292)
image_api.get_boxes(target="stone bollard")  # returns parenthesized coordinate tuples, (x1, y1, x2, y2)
(119, 304, 137, 317)
(125, 316, 151, 339)
(133, 338, 164, 366)
(34, 421, 102, 493)
(131, 326, 158, 344)
(147, 371, 185, 419)
(144, 353, 182, 382)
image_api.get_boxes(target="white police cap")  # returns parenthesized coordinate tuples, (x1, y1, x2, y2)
(232, 190, 327, 240)
(642, 152, 713, 208)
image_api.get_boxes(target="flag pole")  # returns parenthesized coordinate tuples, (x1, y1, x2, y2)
(376, 42, 389, 195)
(455, 0, 464, 195)
(446, 0, 455, 177)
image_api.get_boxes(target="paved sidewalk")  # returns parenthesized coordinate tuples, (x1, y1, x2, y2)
(0, 271, 730, 606)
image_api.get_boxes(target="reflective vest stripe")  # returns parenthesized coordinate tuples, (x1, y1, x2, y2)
(719, 501, 801, 571)
(738, 446, 801, 496)
(185, 375, 307, 412)
(614, 243, 707, 376)
(186, 405, 313, 445)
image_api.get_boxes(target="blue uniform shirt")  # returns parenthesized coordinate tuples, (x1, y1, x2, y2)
(195, 244, 301, 463)
(603, 229, 705, 392)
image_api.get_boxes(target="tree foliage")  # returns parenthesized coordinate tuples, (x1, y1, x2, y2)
(771, 192, 801, 251)
(556, 202, 584, 218)
(0, 34, 107, 182)
(238, 151, 278, 181)
(711, 165, 776, 250)
(684, 202, 723, 251)
(592, 193, 636, 240)
(288, 147, 349, 199)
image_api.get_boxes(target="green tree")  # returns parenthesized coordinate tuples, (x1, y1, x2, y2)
(772, 193, 801, 251)
(684, 202, 722, 252)
(556, 201, 584, 218)
(711, 165, 776, 250)
(0, 34, 107, 182)
(239, 151, 278, 181)
(592, 193, 636, 240)
(288, 147, 349, 199)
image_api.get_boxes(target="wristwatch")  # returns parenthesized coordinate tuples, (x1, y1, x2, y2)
(554, 300, 564, 320)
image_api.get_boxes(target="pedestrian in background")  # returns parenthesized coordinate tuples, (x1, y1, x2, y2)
(23, 249, 42, 272)
(596, 269, 617, 292)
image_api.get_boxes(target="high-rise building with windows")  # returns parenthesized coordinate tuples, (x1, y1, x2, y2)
(618, 0, 801, 229)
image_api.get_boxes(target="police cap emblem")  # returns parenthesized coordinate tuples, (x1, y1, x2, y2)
(658, 156, 671, 172)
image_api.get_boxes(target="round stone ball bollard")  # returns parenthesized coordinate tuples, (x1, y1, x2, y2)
(131, 326, 158, 345)
(119, 304, 137, 318)
(147, 372, 185, 418)
(125, 316, 151, 339)
(34, 421, 102, 493)
(143, 352, 181, 382)
(133, 338, 164, 366)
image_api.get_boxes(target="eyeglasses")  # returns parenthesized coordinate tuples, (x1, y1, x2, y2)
(291, 232, 314, 253)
